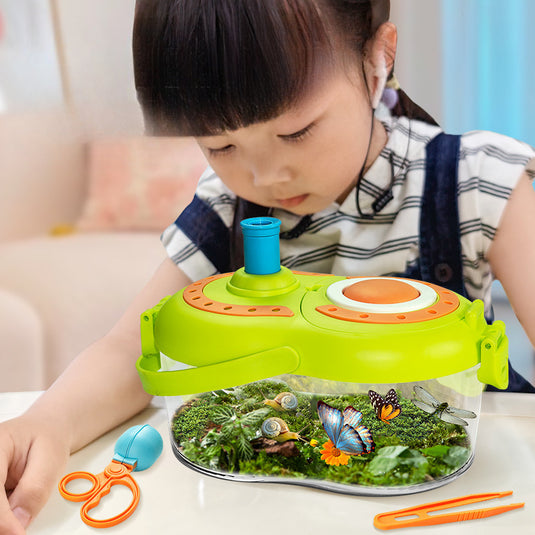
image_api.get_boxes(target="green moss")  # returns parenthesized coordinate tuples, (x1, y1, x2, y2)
(171, 380, 473, 489)
(172, 398, 215, 442)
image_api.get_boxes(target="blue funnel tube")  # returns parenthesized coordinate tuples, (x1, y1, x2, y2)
(240, 217, 281, 275)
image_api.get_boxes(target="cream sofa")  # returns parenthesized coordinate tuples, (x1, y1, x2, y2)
(0, 109, 201, 391)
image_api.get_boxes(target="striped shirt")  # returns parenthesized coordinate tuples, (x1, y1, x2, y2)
(162, 112, 534, 310)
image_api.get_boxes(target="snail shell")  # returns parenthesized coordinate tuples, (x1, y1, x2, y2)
(261, 417, 289, 438)
(275, 392, 299, 410)
(263, 392, 298, 411)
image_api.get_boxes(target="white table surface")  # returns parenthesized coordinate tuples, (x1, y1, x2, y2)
(1, 391, 533, 534)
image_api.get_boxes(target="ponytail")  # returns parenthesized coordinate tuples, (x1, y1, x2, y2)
(381, 72, 439, 126)
(392, 87, 439, 126)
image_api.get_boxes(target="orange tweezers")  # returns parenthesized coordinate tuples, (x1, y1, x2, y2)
(374, 490, 524, 530)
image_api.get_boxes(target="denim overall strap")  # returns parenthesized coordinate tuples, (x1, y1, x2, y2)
(175, 196, 270, 273)
(422, 133, 534, 393)
(419, 133, 467, 295)
(174, 194, 233, 273)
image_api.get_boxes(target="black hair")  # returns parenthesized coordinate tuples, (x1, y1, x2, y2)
(134, 0, 332, 136)
(133, 0, 438, 270)
(133, 0, 436, 136)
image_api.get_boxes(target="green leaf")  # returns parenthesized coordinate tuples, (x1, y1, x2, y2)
(236, 435, 254, 461)
(204, 445, 222, 459)
(242, 425, 261, 441)
(368, 456, 400, 475)
(443, 446, 470, 468)
(240, 408, 270, 426)
(212, 406, 235, 425)
(219, 422, 235, 440)
(208, 455, 222, 470)
(399, 449, 428, 468)
(377, 445, 409, 458)
(200, 429, 220, 447)
(422, 445, 450, 458)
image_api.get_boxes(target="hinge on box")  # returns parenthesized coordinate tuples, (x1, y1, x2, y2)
(477, 321, 509, 389)
(139, 296, 170, 369)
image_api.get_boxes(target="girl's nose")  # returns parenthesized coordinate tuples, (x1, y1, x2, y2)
(252, 165, 292, 187)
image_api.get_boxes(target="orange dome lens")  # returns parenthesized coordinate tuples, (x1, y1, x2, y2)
(342, 279, 420, 304)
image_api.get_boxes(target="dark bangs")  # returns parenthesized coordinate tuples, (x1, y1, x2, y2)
(133, 0, 333, 136)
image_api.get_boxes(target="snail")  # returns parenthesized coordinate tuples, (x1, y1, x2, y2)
(261, 418, 301, 442)
(263, 392, 298, 411)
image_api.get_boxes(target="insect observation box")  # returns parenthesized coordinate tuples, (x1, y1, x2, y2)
(136, 217, 509, 496)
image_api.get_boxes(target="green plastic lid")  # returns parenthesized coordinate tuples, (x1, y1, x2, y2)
(136, 218, 508, 395)
(136, 273, 508, 395)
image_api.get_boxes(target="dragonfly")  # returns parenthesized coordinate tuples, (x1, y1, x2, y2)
(412, 385, 477, 426)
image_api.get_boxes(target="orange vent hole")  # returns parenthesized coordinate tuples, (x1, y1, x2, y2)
(343, 279, 420, 304)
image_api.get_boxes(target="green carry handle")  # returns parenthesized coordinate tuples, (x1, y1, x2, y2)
(136, 346, 300, 396)
(137, 297, 300, 395)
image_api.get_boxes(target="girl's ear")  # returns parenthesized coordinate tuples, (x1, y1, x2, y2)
(365, 22, 397, 109)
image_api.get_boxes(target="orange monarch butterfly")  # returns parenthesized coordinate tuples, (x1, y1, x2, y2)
(368, 389, 402, 423)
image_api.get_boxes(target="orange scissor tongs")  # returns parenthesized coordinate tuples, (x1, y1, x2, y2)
(374, 490, 525, 530)
(59, 459, 139, 528)
(59, 424, 163, 528)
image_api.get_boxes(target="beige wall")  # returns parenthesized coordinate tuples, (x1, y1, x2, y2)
(390, 0, 443, 125)
(53, 0, 143, 136)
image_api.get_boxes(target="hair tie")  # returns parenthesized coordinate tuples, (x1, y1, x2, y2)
(381, 87, 398, 110)
(381, 73, 400, 109)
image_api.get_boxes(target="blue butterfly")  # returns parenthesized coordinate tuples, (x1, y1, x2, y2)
(317, 401, 375, 455)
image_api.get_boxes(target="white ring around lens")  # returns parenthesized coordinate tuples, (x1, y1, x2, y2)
(325, 277, 438, 314)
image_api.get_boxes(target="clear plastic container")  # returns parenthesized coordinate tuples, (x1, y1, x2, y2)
(162, 360, 482, 496)
(137, 217, 508, 496)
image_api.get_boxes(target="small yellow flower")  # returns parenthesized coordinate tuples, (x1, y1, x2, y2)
(310, 439, 319, 447)
(320, 440, 350, 466)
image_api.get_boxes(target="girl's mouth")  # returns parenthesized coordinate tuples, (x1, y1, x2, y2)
(276, 194, 309, 209)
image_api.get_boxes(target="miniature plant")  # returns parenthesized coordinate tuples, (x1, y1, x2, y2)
(179, 405, 271, 471)
(212, 406, 270, 469)
(172, 380, 474, 488)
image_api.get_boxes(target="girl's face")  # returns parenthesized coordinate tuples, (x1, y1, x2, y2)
(195, 67, 387, 215)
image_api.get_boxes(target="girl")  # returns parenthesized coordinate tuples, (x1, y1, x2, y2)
(2, 1, 534, 532)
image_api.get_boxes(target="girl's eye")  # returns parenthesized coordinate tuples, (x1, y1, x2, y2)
(207, 144, 235, 157)
(280, 122, 316, 143)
